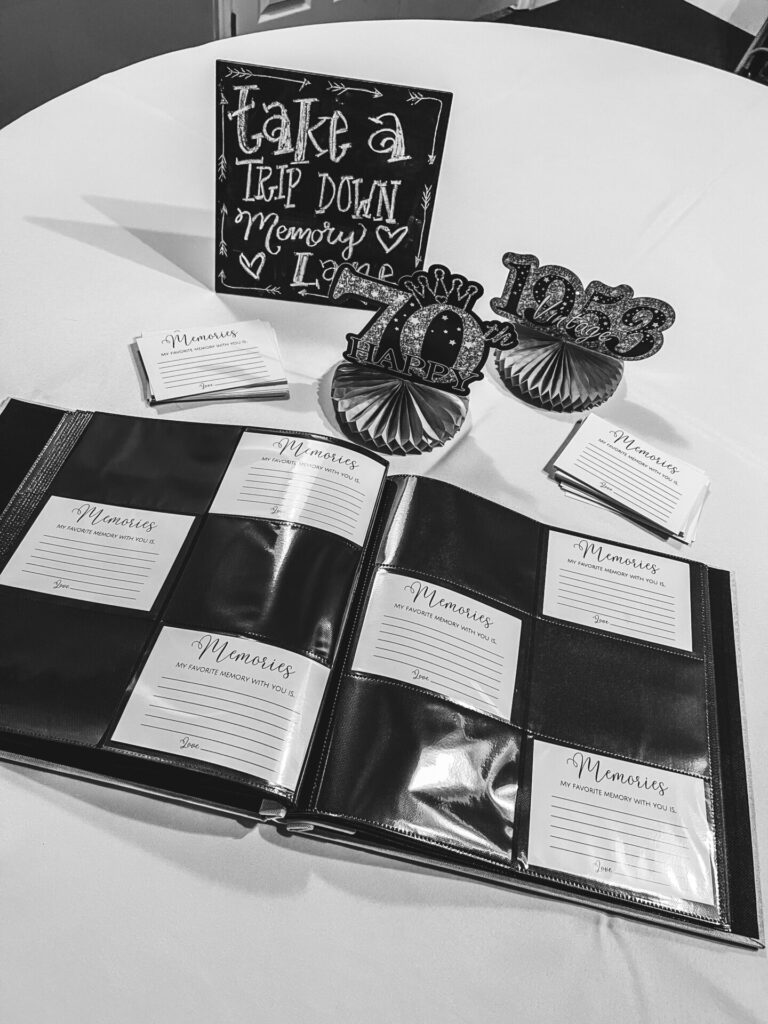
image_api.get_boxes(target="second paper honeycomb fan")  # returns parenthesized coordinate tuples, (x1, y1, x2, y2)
(494, 332, 624, 413)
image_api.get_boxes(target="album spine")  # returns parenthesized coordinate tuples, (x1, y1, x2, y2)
(0, 400, 92, 564)
(0, 398, 67, 512)
(708, 568, 763, 945)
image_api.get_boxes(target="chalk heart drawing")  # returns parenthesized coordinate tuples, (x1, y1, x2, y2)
(375, 225, 408, 254)
(239, 251, 266, 281)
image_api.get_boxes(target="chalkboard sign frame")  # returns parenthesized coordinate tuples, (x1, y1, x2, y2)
(215, 60, 453, 307)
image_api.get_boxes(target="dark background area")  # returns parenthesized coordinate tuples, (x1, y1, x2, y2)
(489, 0, 752, 72)
(0, 0, 761, 131)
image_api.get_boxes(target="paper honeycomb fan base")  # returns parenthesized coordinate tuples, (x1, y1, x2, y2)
(331, 362, 468, 455)
(494, 332, 624, 413)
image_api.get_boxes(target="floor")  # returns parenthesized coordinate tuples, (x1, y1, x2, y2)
(0, 0, 761, 130)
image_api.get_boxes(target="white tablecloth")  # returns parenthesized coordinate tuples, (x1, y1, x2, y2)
(1, 20, 766, 1022)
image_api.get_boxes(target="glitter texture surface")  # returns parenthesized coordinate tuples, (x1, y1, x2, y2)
(490, 252, 674, 412)
(332, 263, 515, 397)
(490, 252, 675, 361)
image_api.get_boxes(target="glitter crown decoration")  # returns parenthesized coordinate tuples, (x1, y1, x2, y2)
(331, 263, 516, 396)
(402, 265, 481, 310)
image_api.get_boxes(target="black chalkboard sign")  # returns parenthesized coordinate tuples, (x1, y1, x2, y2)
(215, 61, 452, 306)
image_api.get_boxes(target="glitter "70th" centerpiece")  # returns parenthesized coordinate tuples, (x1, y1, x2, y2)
(330, 263, 516, 454)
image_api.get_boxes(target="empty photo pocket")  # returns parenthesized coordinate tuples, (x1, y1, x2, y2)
(53, 413, 241, 513)
(0, 589, 154, 746)
(527, 619, 709, 774)
(164, 517, 361, 663)
(379, 476, 541, 615)
(314, 674, 521, 863)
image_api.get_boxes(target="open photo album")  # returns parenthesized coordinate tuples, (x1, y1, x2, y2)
(0, 398, 760, 947)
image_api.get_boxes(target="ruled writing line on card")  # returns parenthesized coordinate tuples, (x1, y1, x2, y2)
(31, 554, 149, 577)
(575, 452, 676, 502)
(554, 566, 678, 639)
(545, 793, 695, 885)
(238, 498, 356, 528)
(42, 535, 159, 560)
(554, 604, 676, 640)
(161, 372, 271, 390)
(21, 572, 140, 599)
(371, 652, 498, 709)
(555, 597, 676, 630)
(160, 675, 298, 716)
(582, 444, 681, 499)
(572, 464, 674, 520)
(574, 446, 681, 519)
(381, 614, 503, 658)
(550, 796, 692, 843)
(159, 353, 267, 371)
(157, 350, 267, 367)
(545, 845, 674, 886)
(18, 529, 165, 600)
(556, 585, 676, 623)
(133, 671, 299, 773)
(371, 612, 504, 706)
(157, 682, 294, 722)
(233, 499, 356, 537)
(232, 469, 365, 538)
(140, 724, 277, 772)
(555, 606, 676, 640)
(373, 640, 501, 690)
(145, 712, 283, 751)
(160, 369, 270, 390)
(378, 627, 502, 680)
(243, 480, 365, 508)
(553, 798, 690, 839)
(559, 569, 675, 605)
(247, 468, 365, 499)
(160, 360, 268, 378)
(240, 483, 359, 516)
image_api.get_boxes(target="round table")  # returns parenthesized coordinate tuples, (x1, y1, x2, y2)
(1, 20, 767, 1023)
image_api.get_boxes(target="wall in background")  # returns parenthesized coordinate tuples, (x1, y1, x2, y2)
(232, 0, 505, 35)
(0, 0, 213, 128)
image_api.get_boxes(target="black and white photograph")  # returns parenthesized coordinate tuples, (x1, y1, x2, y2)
(1, 2, 767, 1021)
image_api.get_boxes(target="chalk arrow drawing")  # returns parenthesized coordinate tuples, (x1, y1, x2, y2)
(218, 204, 228, 256)
(225, 67, 310, 89)
(406, 91, 444, 165)
(218, 270, 280, 296)
(327, 81, 383, 99)
(416, 185, 432, 268)
(218, 90, 228, 181)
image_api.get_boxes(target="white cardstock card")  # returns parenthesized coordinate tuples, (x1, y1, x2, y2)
(543, 530, 693, 651)
(136, 320, 286, 402)
(527, 739, 716, 907)
(553, 415, 709, 539)
(351, 570, 522, 719)
(210, 432, 386, 546)
(111, 626, 329, 792)
(0, 496, 194, 611)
